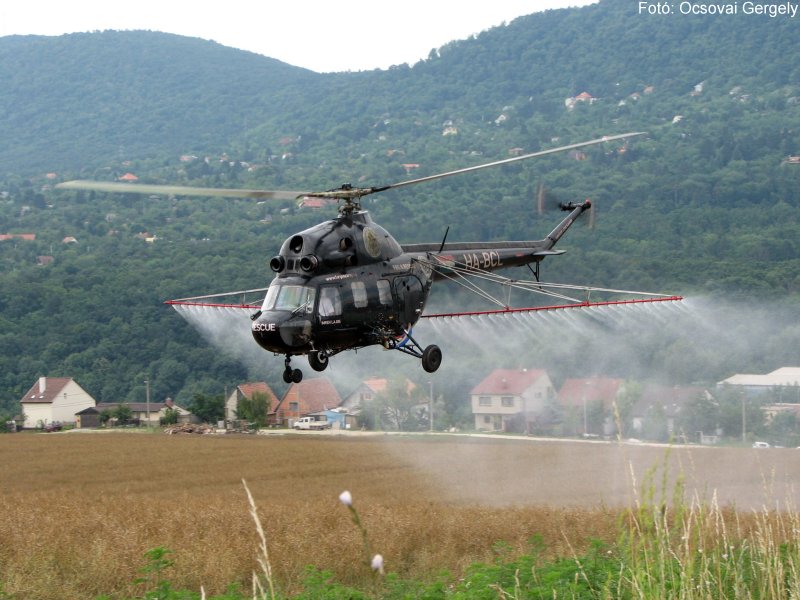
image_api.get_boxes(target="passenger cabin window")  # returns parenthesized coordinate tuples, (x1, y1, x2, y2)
(351, 282, 367, 308)
(319, 286, 342, 317)
(377, 280, 392, 305)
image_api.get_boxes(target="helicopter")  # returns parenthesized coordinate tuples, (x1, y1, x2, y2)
(57, 132, 659, 384)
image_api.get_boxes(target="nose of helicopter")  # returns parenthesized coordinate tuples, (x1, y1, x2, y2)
(251, 312, 312, 353)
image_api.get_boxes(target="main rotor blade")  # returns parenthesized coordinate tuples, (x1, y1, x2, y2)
(55, 180, 304, 200)
(384, 132, 647, 193)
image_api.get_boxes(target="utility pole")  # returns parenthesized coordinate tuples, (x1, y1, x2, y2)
(741, 391, 746, 444)
(428, 381, 434, 432)
(582, 381, 589, 436)
(145, 379, 151, 427)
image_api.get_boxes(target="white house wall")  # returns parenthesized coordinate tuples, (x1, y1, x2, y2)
(23, 380, 95, 428)
(22, 404, 53, 429)
(471, 376, 554, 432)
(52, 381, 95, 423)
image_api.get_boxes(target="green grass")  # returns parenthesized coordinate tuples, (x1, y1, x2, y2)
(98, 474, 800, 600)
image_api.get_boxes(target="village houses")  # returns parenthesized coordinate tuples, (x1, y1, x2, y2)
(269, 377, 342, 426)
(19, 377, 96, 429)
(471, 368, 555, 433)
(225, 381, 279, 423)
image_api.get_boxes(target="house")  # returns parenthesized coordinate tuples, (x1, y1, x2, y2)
(340, 377, 422, 430)
(95, 398, 194, 426)
(471, 369, 555, 432)
(270, 377, 341, 426)
(557, 377, 625, 436)
(20, 377, 96, 429)
(225, 381, 279, 422)
(565, 91, 596, 110)
(298, 196, 337, 210)
(117, 173, 139, 182)
(718, 367, 800, 399)
(340, 377, 417, 412)
(690, 81, 706, 97)
(630, 384, 708, 440)
(568, 150, 587, 161)
(0, 233, 36, 241)
(75, 406, 102, 429)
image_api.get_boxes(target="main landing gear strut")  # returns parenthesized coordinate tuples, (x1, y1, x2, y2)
(386, 328, 442, 373)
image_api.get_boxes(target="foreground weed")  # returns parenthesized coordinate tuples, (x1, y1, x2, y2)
(243, 479, 277, 600)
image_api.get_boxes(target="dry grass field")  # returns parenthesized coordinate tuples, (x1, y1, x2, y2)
(1, 431, 798, 599)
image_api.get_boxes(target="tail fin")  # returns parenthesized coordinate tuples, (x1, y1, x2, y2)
(542, 200, 591, 251)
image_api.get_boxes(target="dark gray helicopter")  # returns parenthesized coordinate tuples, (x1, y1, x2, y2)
(58, 132, 645, 383)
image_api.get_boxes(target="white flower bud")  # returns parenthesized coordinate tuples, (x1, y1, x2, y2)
(338, 490, 352, 506)
(371, 554, 384, 574)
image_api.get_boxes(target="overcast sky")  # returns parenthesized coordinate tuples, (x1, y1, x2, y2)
(0, 0, 598, 73)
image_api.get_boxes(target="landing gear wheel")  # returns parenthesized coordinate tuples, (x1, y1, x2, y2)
(283, 355, 303, 384)
(421, 344, 442, 373)
(283, 368, 303, 383)
(308, 351, 329, 372)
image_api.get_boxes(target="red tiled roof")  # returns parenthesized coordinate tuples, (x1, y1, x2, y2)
(471, 369, 548, 396)
(0, 233, 36, 241)
(238, 381, 279, 405)
(278, 378, 341, 414)
(299, 197, 337, 209)
(558, 377, 623, 407)
(20, 377, 73, 404)
(360, 377, 416, 396)
(362, 377, 388, 394)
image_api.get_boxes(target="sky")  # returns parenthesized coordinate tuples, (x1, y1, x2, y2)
(0, 0, 598, 73)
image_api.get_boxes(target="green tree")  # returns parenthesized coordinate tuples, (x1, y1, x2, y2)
(766, 411, 799, 448)
(676, 392, 720, 442)
(112, 403, 133, 426)
(236, 391, 270, 428)
(375, 378, 425, 431)
(160, 407, 179, 426)
(187, 393, 224, 424)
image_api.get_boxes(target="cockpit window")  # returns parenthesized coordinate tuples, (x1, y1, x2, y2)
(261, 285, 315, 312)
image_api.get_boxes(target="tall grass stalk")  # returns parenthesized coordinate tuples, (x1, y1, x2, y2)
(618, 461, 800, 599)
(242, 479, 276, 600)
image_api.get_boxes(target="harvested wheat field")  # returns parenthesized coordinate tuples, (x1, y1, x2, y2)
(1, 431, 798, 599)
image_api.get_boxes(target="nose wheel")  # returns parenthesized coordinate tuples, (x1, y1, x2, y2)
(283, 356, 303, 384)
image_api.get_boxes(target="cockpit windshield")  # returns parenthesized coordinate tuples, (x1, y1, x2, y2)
(261, 284, 316, 313)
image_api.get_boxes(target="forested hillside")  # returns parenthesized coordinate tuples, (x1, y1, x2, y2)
(0, 31, 320, 173)
(1, 0, 799, 415)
